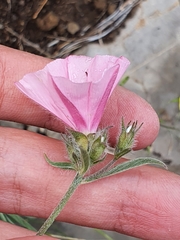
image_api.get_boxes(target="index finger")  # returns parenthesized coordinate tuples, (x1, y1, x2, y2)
(0, 45, 159, 148)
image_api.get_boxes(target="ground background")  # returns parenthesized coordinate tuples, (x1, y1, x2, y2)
(0, 0, 137, 57)
(0, 0, 180, 239)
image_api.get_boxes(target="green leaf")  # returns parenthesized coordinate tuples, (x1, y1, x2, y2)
(83, 157, 167, 183)
(99, 157, 167, 178)
(95, 229, 113, 240)
(0, 213, 37, 231)
(119, 76, 129, 86)
(0, 213, 8, 221)
(44, 154, 75, 170)
(170, 97, 179, 103)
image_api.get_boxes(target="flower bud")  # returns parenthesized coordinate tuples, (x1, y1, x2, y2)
(89, 136, 106, 163)
(61, 128, 109, 174)
(62, 130, 90, 174)
(115, 119, 143, 160)
(88, 128, 108, 164)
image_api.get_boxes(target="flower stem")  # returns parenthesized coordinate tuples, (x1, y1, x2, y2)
(36, 173, 83, 236)
(83, 149, 131, 183)
(83, 158, 116, 183)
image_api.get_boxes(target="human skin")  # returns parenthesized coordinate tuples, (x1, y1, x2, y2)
(0, 45, 180, 240)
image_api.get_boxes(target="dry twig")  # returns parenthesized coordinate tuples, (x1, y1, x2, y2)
(33, 0, 48, 19)
(5, 26, 52, 58)
(53, 0, 141, 58)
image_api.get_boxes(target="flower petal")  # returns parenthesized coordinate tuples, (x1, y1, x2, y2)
(52, 64, 121, 132)
(51, 75, 90, 131)
(88, 55, 130, 83)
(16, 72, 86, 130)
(87, 64, 120, 132)
(47, 56, 93, 83)
(46, 58, 68, 79)
(16, 55, 130, 133)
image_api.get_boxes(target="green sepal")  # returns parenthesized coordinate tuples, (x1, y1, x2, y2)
(90, 136, 106, 163)
(92, 155, 106, 164)
(114, 148, 131, 160)
(68, 130, 88, 151)
(114, 119, 143, 160)
(69, 147, 90, 175)
(44, 154, 75, 170)
(83, 157, 167, 183)
(78, 147, 91, 175)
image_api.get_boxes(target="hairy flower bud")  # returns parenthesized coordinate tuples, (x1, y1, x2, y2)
(115, 119, 143, 160)
(62, 130, 90, 174)
(61, 128, 109, 174)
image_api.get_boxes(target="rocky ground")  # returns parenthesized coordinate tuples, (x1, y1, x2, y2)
(0, 0, 139, 57)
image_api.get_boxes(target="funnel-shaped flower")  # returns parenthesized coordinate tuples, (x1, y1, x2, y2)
(16, 55, 130, 133)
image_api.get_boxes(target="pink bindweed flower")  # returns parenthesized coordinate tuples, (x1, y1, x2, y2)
(16, 55, 130, 133)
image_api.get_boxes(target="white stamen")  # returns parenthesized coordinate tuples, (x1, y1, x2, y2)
(101, 136, 105, 142)
(126, 125, 132, 133)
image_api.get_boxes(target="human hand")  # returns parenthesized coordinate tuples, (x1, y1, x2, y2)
(0, 45, 180, 240)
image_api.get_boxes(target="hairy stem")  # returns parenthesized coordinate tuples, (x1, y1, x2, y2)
(37, 173, 83, 236)
(83, 158, 116, 183)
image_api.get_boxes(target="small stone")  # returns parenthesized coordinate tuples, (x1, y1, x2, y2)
(36, 11, 59, 31)
(94, 0, 107, 11)
(67, 22, 80, 35)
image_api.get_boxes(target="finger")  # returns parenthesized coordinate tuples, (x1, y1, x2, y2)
(0, 45, 159, 149)
(0, 221, 54, 240)
(101, 87, 159, 149)
(1, 127, 180, 240)
(0, 221, 33, 240)
(1, 223, 53, 240)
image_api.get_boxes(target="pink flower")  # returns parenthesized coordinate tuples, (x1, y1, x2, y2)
(16, 55, 130, 133)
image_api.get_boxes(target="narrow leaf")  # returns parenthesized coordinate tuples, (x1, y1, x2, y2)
(170, 97, 179, 103)
(119, 76, 129, 86)
(44, 154, 75, 170)
(0, 213, 8, 221)
(83, 157, 167, 183)
(7, 214, 37, 231)
(0, 213, 37, 231)
(95, 229, 113, 240)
